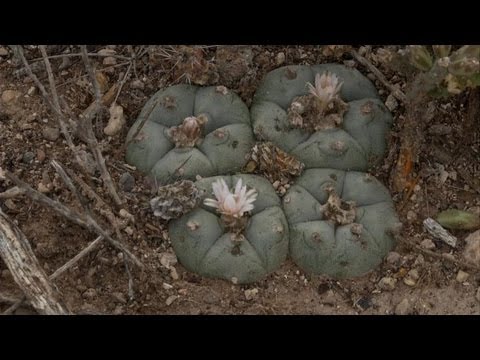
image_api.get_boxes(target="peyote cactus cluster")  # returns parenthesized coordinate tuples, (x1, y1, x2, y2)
(126, 63, 400, 283)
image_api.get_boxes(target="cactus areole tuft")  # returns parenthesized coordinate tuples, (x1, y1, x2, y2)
(169, 175, 289, 284)
(283, 168, 401, 278)
(251, 64, 394, 172)
(125, 84, 255, 184)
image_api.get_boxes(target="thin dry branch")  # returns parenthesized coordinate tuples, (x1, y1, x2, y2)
(399, 238, 480, 273)
(0, 186, 26, 199)
(350, 49, 407, 103)
(80, 45, 123, 206)
(49, 235, 103, 280)
(0, 209, 70, 315)
(4, 170, 143, 268)
(67, 169, 124, 242)
(16, 46, 91, 176)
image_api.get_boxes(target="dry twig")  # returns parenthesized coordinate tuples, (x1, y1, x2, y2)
(350, 49, 407, 103)
(0, 209, 70, 315)
(4, 170, 143, 268)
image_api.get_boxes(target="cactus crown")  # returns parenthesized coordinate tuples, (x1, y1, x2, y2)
(204, 178, 258, 234)
(287, 71, 349, 132)
(167, 114, 208, 148)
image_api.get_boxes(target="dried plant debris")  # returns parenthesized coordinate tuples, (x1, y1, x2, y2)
(287, 72, 349, 132)
(245, 142, 304, 194)
(150, 180, 201, 221)
(150, 46, 219, 85)
(166, 114, 208, 148)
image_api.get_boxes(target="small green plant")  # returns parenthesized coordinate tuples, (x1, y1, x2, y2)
(405, 45, 479, 97)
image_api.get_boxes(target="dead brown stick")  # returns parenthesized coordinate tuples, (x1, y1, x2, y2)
(4, 170, 143, 268)
(0, 186, 26, 199)
(67, 169, 124, 242)
(3, 235, 103, 312)
(80, 45, 123, 206)
(31, 52, 132, 62)
(49, 235, 103, 280)
(350, 49, 407, 103)
(15, 46, 90, 176)
(399, 238, 480, 273)
(0, 209, 70, 315)
(4, 171, 89, 228)
(0, 292, 20, 305)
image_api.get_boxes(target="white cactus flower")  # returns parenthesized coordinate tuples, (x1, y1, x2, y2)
(307, 71, 343, 104)
(204, 178, 257, 218)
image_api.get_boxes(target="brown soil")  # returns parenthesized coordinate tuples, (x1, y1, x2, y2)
(0, 45, 479, 315)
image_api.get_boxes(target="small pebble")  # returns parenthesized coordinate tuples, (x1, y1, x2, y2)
(82, 288, 97, 300)
(1, 89, 21, 103)
(124, 226, 134, 236)
(165, 295, 178, 306)
(413, 254, 425, 267)
(0, 47, 8, 56)
(275, 52, 285, 65)
(36, 149, 46, 162)
(420, 238, 436, 250)
(27, 86, 36, 96)
(103, 56, 117, 66)
(113, 306, 125, 315)
(162, 283, 173, 290)
(394, 298, 411, 315)
(178, 289, 188, 296)
(407, 210, 417, 221)
(463, 230, 480, 266)
(37, 182, 51, 193)
(42, 127, 60, 142)
(386, 251, 401, 265)
(119, 172, 135, 192)
(378, 277, 397, 291)
(244, 288, 259, 301)
(403, 268, 420, 287)
(385, 94, 398, 111)
(22, 151, 35, 164)
(131, 79, 145, 90)
(456, 270, 469, 283)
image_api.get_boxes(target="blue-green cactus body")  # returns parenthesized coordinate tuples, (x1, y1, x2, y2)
(169, 175, 289, 284)
(283, 168, 400, 278)
(126, 85, 255, 184)
(251, 64, 393, 171)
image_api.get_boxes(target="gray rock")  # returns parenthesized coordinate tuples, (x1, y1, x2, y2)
(386, 251, 401, 265)
(22, 151, 35, 164)
(119, 172, 135, 192)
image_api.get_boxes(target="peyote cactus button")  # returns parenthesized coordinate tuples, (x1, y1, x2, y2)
(283, 168, 401, 278)
(251, 64, 393, 171)
(125, 84, 255, 184)
(169, 174, 289, 284)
